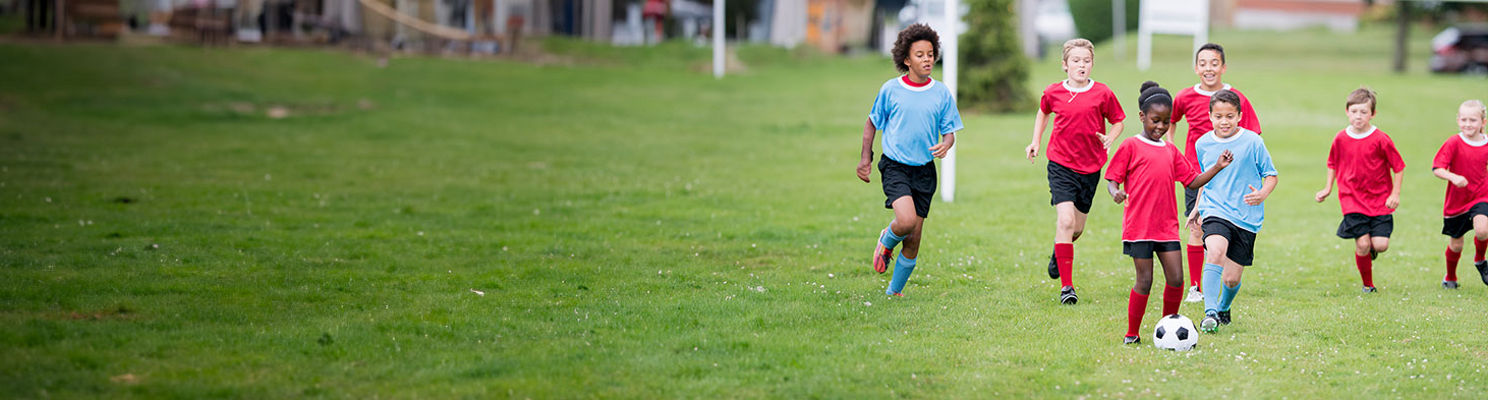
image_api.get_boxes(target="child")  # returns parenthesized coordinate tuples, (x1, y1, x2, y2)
(1025, 38, 1126, 304)
(1189, 90, 1277, 333)
(1105, 81, 1232, 344)
(1431, 99, 1488, 289)
(1314, 87, 1404, 293)
(1170, 43, 1263, 302)
(858, 23, 963, 296)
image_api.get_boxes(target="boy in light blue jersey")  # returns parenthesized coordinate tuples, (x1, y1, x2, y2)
(857, 23, 963, 296)
(1185, 89, 1278, 333)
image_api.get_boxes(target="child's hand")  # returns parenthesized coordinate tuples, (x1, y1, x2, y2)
(1385, 193, 1400, 209)
(930, 133, 955, 158)
(1100, 132, 1118, 149)
(1314, 188, 1330, 203)
(1111, 189, 1127, 205)
(1186, 208, 1201, 227)
(1215, 150, 1234, 169)
(857, 158, 872, 183)
(1024, 143, 1040, 162)
(1451, 175, 1469, 187)
(1243, 185, 1268, 206)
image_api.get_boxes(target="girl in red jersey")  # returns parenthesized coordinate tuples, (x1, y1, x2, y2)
(1025, 38, 1126, 304)
(1106, 81, 1231, 344)
(1169, 43, 1263, 303)
(1432, 99, 1488, 289)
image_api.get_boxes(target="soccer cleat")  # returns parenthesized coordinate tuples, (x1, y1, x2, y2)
(1059, 286, 1078, 305)
(1443, 280, 1460, 289)
(1200, 314, 1219, 333)
(1123, 335, 1140, 345)
(1362, 286, 1377, 293)
(1217, 310, 1231, 325)
(888, 292, 904, 297)
(1048, 252, 1060, 279)
(1184, 285, 1203, 303)
(1476, 260, 1488, 286)
(1369, 248, 1378, 261)
(872, 229, 894, 274)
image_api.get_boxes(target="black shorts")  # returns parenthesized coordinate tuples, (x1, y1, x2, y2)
(1337, 213, 1393, 239)
(880, 156, 936, 218)
(1047, 161, 1100, 214)
(1442, 202, 1488, 237)
(1202, 217, 1257, 266)
(1184, 187, 1199, 217)
(1123, 240, 1182, 259)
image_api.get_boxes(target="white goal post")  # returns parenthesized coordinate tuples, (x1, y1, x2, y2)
(1136, 0, 1209, 71)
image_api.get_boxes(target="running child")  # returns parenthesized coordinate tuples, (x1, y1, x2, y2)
(1105, 81, 1232, 344)
(1025, 38, 1126, 304)
(1170, 43, 1263, 302)
(858, 23, 963, 296)
(1314, 87, 1404, 293)
(1189, 90, 1278, 333)
(1431, 99, 1488, 289)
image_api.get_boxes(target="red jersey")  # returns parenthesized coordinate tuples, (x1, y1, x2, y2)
(1433, 132, 1488, 217)
(1171, 84, 1261, 167)
(1327, 126, 1404, 217)
(1104, 135, 1197, 242)
(1040, 80, 1125, 174)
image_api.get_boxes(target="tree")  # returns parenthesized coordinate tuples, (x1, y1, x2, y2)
(959, 0, 1034, 113)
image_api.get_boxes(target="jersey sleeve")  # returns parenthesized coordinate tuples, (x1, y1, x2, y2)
(1384, 138, 1405, 172)
(1239, 93, 1261, 135)
(1174, 145, 1198, 185)
(1434, 140, 1455, 171)
(939, 91, 965, 135)
(1039, 88, 1055, 115)
(1255, 138, 1279, 177)
(1325, 135, 1342, 170)
(868, 85, 891, 130)
(1104, 141, 1132, 183)
(1102, 88, 1127, 124)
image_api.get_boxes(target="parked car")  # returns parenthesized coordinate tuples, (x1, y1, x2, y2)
(1430, 25, 1488, 74)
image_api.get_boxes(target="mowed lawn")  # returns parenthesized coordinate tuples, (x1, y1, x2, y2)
(2, 25, 1487, 398)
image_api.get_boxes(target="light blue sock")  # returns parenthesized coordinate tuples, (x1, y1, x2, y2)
(1202, 263, 1223, 315)
(879, 224, 907, 249)
(1218, 281, 1242, 312)
(887, 253, 917, 295)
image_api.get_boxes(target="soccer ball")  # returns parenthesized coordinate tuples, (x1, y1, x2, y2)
(1153, 314, 1198, 351)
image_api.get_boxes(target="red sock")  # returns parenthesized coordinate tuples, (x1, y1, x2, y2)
(1161, 284, 1183, 316)
(1476, 238, 1487, 262)
(1126, 289, 1149, 337)
(1186, 244, 1204, 288)
(1055, 243, 1074, 287)
(1356, 254, 1374, 287)
(1446, 247, 1462, 282)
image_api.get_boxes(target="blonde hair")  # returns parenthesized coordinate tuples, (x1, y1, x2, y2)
(1062, 38, 1094, 62)
(1463, 99, 1487, 120)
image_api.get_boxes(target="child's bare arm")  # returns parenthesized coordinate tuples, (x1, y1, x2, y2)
(1243, 175, 1280, 206)
(1102, 121, 1124, 148)
(1386, 169, 1403, 209)
(929, 133, 955, 158)
(1107, 180, 1126, 204)
(858, 119, 876, 183)
(1186, 150, 1233, 190)
(1026, 111, 1050, 162)
(1434, 168, 1468, 187)
(1314, 168, 1336, 203)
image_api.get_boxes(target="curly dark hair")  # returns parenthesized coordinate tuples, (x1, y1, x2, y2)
(892, 23, 941, 74)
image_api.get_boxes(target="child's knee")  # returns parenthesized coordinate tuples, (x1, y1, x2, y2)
(1373, 241, 1390, 253)
(1222, 276, 1241, 287)
(1070, 230, 1083, 241)
(1354, 240, 1373, 256)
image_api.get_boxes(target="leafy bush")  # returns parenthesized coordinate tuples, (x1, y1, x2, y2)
(1067, 0, 1139, 44)
(958, 0, 1034, 113)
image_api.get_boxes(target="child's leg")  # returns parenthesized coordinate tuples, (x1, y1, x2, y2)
(887, 217, 925, 295)
(1217, 258, 1245, 312)
(1053, 202, 1082, 288)
(1354, 235, 1375, 288)
(1155, 249, 1185, 316)
(1371, 236, 1390, 254)
(1474, 215, 1488, 262)
(1126, 255, 1154, 337)
(1447, 236, 1465, 282)
(1201, 234, 1229, 315)
(1186, 223, 1204, 289)
(884, 196, 917, 241)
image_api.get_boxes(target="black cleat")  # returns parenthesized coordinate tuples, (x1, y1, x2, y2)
(1123, 335, 1140, 345)
(1059, 286, 1078, 305)
(1477, 260, 1488, 286)
(1369, 248, 1378, 260)
(1048, 252, 1060, 279)
(1444, 280, 1460, 289)
(1217, 310, 1231, 325)
(1362, 286, 1377, 293)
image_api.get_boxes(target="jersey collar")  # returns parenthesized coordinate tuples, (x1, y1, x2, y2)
(1460, 131, 1488, 147)
(1136, 134, 1167, 147)
(898, 75, 935, 92)
(1344, 125, 1377, 139)
(1062, 79, 1096, 93)
(1193, 83, 1233, 97)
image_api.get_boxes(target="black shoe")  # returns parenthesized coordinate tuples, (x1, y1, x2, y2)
(1444, 280, 1460, 289)
(1363, 286, 1377, 293)
(1123, 335, 1140, 345)
(1217, 310, 1231, 325)
(1476, 260, 1488, 286)
(1369, 248, 1378, 260)
(1059, 286, 1078, 305)
(1048, 252, 1059, 279)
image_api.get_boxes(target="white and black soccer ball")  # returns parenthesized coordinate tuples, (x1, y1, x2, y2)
(1153, 314, 1198, 351)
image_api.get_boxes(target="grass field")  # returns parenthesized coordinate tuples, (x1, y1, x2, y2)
(2, 25, 1488, 398)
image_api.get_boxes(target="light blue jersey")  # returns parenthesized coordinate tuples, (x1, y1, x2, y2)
(1195, 128, 1278, 232)
(867, 76, 964, 166)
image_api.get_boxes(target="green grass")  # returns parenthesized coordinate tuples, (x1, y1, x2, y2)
(3, 24, 1488, 398)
